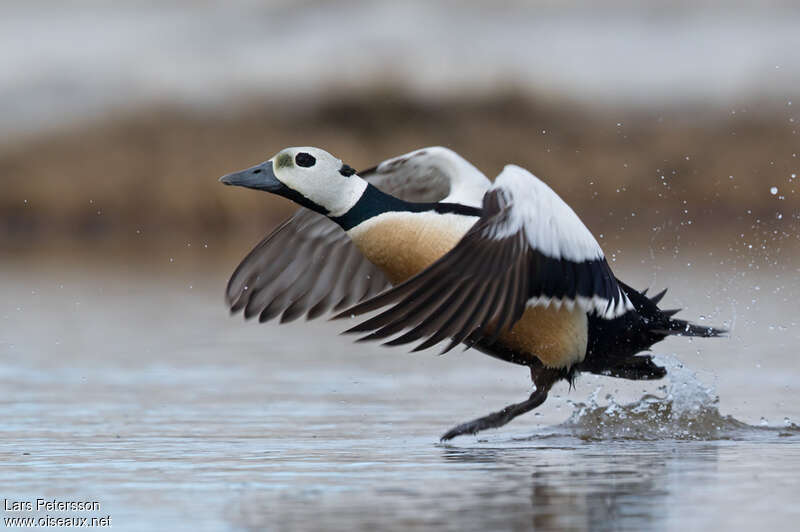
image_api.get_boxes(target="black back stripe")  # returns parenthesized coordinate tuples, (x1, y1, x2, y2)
(431, 202, 483, 217)
(527, 248, 619, 306)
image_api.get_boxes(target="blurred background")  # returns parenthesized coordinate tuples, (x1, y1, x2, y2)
(1, 0, 798, 260)
(1, 2, 799, 529)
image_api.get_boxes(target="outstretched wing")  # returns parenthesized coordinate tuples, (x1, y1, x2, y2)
(226, 146, 491, 323)
(359, 146, 491, 208)
(334, 165, 632, 352)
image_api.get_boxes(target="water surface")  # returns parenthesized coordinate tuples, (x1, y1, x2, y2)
(1, 260, 798, 530)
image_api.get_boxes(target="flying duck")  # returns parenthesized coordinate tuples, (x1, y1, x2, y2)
(220, 146, 724, 440)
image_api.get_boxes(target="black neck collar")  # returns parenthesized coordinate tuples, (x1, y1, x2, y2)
(330, 184, 482, 231)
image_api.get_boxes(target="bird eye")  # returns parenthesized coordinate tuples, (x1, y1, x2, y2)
(295, 152, 316, 167)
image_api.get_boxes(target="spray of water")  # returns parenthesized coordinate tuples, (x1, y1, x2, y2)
(551, 356, 799, 441)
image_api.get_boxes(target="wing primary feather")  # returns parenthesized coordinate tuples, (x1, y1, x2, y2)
(225, 218, 293, 305)
(463, 242, 516, 347)
(332, 264, 441, 320)
(330, 245, 375, 311)
(302, 243, 357, 314)
(463, 276, 508, 347)
(481, 230, 525, 344)
(253, 256, 320, 322)
(347, 282, 453, 337)
(347, 253, 382, 304)
(240, 239, 316, 317)
(484, 270, 516, 345)
(279, 241, 340, 323)
(413, 283, 487, 353)
(381, 280, 472, 348)
(484, 238, 522, 344)
(333, 283, 412, 319)
(442, 279, 498, 352)
(459, 275, 504, 351)
(425, 242, 505, 351)
(259, 242, 333, 323)
(419, 244, 502, 352)
(352, 244, 491, 336)
(341, 273, 439, 325)
(302, 241, 359, 320)
(511, 233, 531, 324)
(236, 227, 319, 302)
(307, 293, 333, 320)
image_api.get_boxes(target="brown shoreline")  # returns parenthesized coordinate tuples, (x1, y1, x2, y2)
(1, 91, 796, 256)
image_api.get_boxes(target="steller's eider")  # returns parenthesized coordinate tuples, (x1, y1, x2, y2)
(220, 146, 725, 440)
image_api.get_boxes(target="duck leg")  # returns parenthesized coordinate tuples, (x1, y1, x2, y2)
(440, 365, 562, 441)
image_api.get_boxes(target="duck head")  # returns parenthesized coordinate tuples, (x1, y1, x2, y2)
(220, 147, 366, 217)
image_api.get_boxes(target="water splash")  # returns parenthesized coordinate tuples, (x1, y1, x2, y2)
(552, 356, 798, 441)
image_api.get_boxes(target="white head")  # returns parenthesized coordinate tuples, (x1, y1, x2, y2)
(220, 146, 367, 217)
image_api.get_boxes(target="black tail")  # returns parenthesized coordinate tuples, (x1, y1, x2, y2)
(619, 281, 726, 339)
(581, 281, 725, 379)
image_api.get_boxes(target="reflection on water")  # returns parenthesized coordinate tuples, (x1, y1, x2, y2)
(231, 440, 800, 531)
(1, 261, 799, 531)
(441, 444, 684, 531)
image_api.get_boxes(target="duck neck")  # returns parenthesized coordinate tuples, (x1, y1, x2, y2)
(330, 183, 481, 231)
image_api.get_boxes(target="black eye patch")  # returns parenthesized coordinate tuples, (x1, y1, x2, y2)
(295, 152, 316, 167)
(339, 164, 356, 177)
